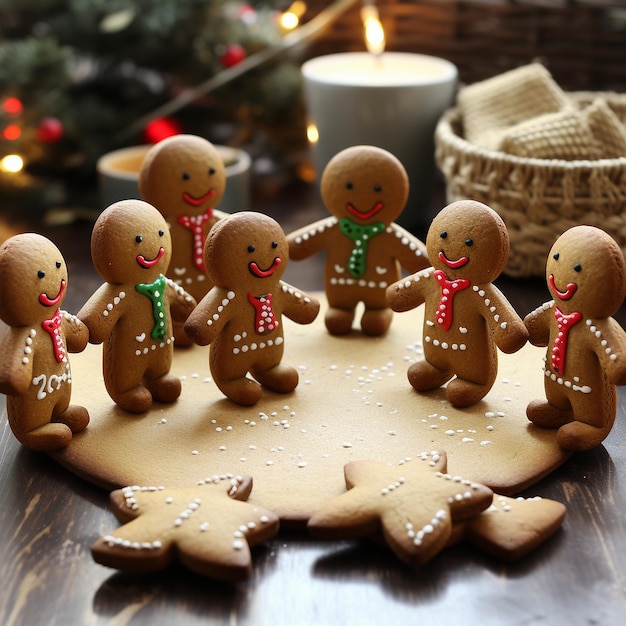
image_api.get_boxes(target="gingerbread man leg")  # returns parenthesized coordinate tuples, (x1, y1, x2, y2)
(325, 307, 355, 336)
(360, 307, 393, 337)
(407, 360, 453, 392)
(144, 373, 182, 404)
(251, 363, 298, 394)
(557, 388, 615, 451)
(18, 423, 73, 451)
(53, 404, 90, 433)
(445, 377, 494, 408)
(212, 374, 262, 407)
(526, 397, 573, 429)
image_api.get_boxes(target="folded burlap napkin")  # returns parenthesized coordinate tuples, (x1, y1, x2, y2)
(458, 63, 626, 160)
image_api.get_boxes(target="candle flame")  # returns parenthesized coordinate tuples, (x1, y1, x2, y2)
(306, 124, 319, 144)
(361, 5, 385, 56)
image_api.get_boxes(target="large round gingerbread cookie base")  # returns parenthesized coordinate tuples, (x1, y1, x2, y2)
(53, 299, 570, 526)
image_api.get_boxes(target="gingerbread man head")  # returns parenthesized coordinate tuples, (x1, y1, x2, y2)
(204, 211, 288, 292)
(138, 134, 226, 217)
(320, 145, 409, 227)
(426, 200, 510, 285)
(546, 225, 626, 319)
(91, 200, 172, 285)
(0, 233, 69, 327)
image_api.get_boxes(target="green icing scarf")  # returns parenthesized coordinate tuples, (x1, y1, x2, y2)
(135, 274, 168, 340)
(339, 217, 385, 278)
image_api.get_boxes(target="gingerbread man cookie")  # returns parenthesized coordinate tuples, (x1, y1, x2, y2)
(524, 225, 626, 451)
(91, 474, 279, 582)
(139, 134, 228, 345)
(287, 145, 429, 336)
(0, 233, 89, 450)
(184, 211, 320, 406)
(78, 200, 196, 413)
(386, 200, 528, 407)
(308, 453, 566, 565)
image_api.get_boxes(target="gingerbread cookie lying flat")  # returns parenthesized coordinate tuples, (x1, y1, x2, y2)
(308, 452, 493, 566)
(78, 200, 196, 413)
(524, 225, 626, 451)
(387, 200, 528, 407)
(185, 211, 320, 406)
(308, 453, 566, 565)
(0, 233, 89, 450)
(139, 134, 229, 345)
(92, 474, 280, 582)
(287, 145, 429, 336)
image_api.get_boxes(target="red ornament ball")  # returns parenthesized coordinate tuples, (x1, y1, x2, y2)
(36, 117, 64, 143)
(143, 117, 182, 144)
(219, 44, 246, 68)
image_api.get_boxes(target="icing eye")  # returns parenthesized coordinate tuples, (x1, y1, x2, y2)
(465, 238, 474, 247)
(574, 263, 582, 272)
(440, 231, 448, 239)
(158, 230, 164, 237)
(374, 184, 382, 192)
(56, 261, 61, 269)
(136, 235, 143, 243)
(271, 241, 278, 249)
(37, 270, 45, 279)
(209, 167, 216, 175)
(346, 182, 353, 190)
(248, 245, 255, 253)
(182, 172, 190, 181)
(553, 253, 559, 260)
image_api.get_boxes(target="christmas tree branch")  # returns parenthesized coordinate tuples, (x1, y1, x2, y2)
(116, 0, 360, 143)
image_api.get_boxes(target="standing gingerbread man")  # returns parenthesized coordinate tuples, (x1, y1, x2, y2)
(386, 200, 528, 407)
(287, 145, 429, 336)
(184, 211, 320, 406)
(139, 134, 229, 345)
(524, 225, 626, 451)
(0, 233, 89, 450)
(78, 200, 196, 413)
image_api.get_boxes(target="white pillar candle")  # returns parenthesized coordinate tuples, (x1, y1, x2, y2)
(302, 52, 457, 230)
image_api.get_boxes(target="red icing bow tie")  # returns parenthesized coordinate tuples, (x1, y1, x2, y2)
(433, 269, 470, 331)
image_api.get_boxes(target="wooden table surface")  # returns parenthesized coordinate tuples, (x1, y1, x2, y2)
(1, 180, 626, 626)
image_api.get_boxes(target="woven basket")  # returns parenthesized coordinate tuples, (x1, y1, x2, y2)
(434, 92, 626, 278)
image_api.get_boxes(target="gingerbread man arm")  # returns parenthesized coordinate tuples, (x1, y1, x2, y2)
(586, 316, 626, 385)
(210, 208, 230, 224)
(61, 311, 89, 353)
(475, 285, 528, 353)
(165, 278, 197, 324)
(0, 327, 34, 395)
(184, 287, 234, 346)
(287, 217, 338, 261)
(278, 282, 320, 325)
(77, 283, 129, 345)
(523, 301, 554, 348)
(383, 223, 430, 274)
(385, 269, 433, 313)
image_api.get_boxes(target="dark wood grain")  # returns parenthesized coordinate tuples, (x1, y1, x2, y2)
(2, 181, 626, 626)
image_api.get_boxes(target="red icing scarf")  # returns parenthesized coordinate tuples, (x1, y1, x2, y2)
(41, 309, 66, 363)
(551, 307, 582, 374)
(433, 270, 471, 331)
(177, 208, 214, 272)
(248, 293, 278, 334)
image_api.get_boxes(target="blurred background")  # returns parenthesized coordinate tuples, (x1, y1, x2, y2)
(1, 0, 625, 224)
